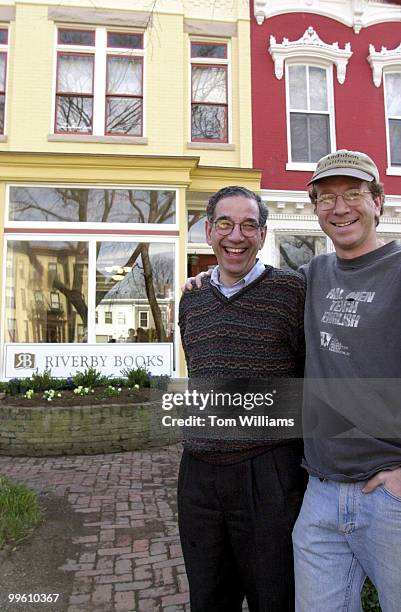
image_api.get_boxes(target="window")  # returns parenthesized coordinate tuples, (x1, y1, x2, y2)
(5, 186, 176, 349)
(276, 234, 327, 270)
(0, 28, 8, 134)
(55, 28, 144, 135)
(7, 318, 17, 342)
(287, 64, 333, 163)
(191, 42, 228, 142)
(188, 210, 207, 243)
(139, 311, 148, 328)
(384, 72, 401, 166)
(50, 291, 61, 310)
(6, 241, 88, 343)
(5, 287, 15, 308)
(105, 311, 113, 324)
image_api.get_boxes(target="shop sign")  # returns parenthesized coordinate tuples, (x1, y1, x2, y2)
(4, 343, 173, 379)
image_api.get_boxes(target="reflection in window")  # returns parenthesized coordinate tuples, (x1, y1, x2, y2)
(5, 241, 88, 342)
(276, 234, 326, 270)
(191, 42, 228, 142)
(188, 210, 207, 242)
(9, 187, 176, 224)
(96, 241, 174, 343)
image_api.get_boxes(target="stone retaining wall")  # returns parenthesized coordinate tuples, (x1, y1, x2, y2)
(0, 401, 181, 456)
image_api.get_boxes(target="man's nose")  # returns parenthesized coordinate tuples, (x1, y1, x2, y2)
(333, 194, 351, 214)
(229, 223, 245, 240)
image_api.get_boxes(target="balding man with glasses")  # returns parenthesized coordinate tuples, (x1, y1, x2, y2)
(178, 185, 306, 612)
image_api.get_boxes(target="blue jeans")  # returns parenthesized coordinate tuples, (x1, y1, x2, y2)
(292, 476, 401, 612)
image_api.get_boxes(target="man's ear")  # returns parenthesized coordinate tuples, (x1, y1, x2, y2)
(205, 219, 213, 246)
(373, 195, 383, 220)
(259, 226, 267, 249)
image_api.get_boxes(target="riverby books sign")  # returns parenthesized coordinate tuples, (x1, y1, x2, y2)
(3, 343, 173, 379)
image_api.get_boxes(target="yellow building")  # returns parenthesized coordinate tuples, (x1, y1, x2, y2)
(0, 0, 259, 378)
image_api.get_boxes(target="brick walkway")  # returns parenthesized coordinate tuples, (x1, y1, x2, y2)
(0, 445, 189, 612)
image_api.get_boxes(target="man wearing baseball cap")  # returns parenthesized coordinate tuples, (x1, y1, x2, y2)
(293, 150, 401, 611)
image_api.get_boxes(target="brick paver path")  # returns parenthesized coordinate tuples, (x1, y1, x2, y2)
(0, 445, 190, 612)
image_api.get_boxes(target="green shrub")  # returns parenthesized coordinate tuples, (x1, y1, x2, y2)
(72, 368, 106, 388)
(0, 477, 42, 549)
(149, 374, 171, 391)
(361, 578, 381, 611)
(121, 367, 150, 388)
(29, 369, 62, 392)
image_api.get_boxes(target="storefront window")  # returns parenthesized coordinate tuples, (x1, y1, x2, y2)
(276, 233, 326, 270)
(95, 241, 174, 343)
(188, 210, 207, 242)
(9, 187, 176, 224)
(5, 240, 88, 342)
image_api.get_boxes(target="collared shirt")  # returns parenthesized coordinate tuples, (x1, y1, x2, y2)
(210, 259, 266, 298)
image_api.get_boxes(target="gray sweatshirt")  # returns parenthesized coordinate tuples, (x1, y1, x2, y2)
(301, 241, 401, 481)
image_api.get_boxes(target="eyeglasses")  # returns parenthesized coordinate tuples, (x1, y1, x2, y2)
(213, 219, 261, 237)
(316, 189, 373, 211)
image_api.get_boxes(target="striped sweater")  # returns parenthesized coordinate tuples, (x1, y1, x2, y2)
(178, 266, 306, 460)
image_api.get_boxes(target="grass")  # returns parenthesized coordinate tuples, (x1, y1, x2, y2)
(0, 477, 43, 549)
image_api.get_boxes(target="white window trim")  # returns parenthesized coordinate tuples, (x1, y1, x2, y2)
(383, 69, 401, 172)
(367, 42, 401, 88)
(188, 38, 232, 144)
(285, 60, 336, 166)
(5, 183, 179, 231)
(269, 27, 352, 85)
(51, 24, 146, 137)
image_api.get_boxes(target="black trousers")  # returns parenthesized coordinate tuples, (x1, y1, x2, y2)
(177, 443, 307, 612)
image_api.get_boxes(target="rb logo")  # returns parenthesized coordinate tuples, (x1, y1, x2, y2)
(14, 353, 36, 369)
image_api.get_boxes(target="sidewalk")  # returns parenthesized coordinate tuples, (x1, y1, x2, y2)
(0, 444, 189, 612)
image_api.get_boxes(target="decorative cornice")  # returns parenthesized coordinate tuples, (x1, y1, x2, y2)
(367, 42, 401, 87)
(254, 0, 401, 34)
(269, 27, 352, 84)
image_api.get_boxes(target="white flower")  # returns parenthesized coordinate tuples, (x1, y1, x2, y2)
(134, 384, 139, 389)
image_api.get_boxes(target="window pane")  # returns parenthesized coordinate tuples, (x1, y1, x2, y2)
(288, 65, 307, 109)
(9, 187, 176, 224)
(107, 32, 143, 49)
(290, 113, 329, 162)
(56, 95, 93, 132)
(192, 66, 226, 103)
(107, 56, 142, 95)
(0, 29, 8, 45)
(276, 234, 327, 271)
(95, 242, 175, 343)
(58, 29, 95, 46)
(191, 104, 227, 140)
(0, 93, 4, 134)
(389, 119, 401, 165)
(106, 97, 142, 135)
(191, 43, 227, 59)
(0, 53, 6, 91)
(309, 114, 330, 162)
(5, 241, 88, 343)
(188, 211, 207, 242)
(309, 67, 328, 111)
(385, 73, 401, 116)
(58, 54, 93, 93)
